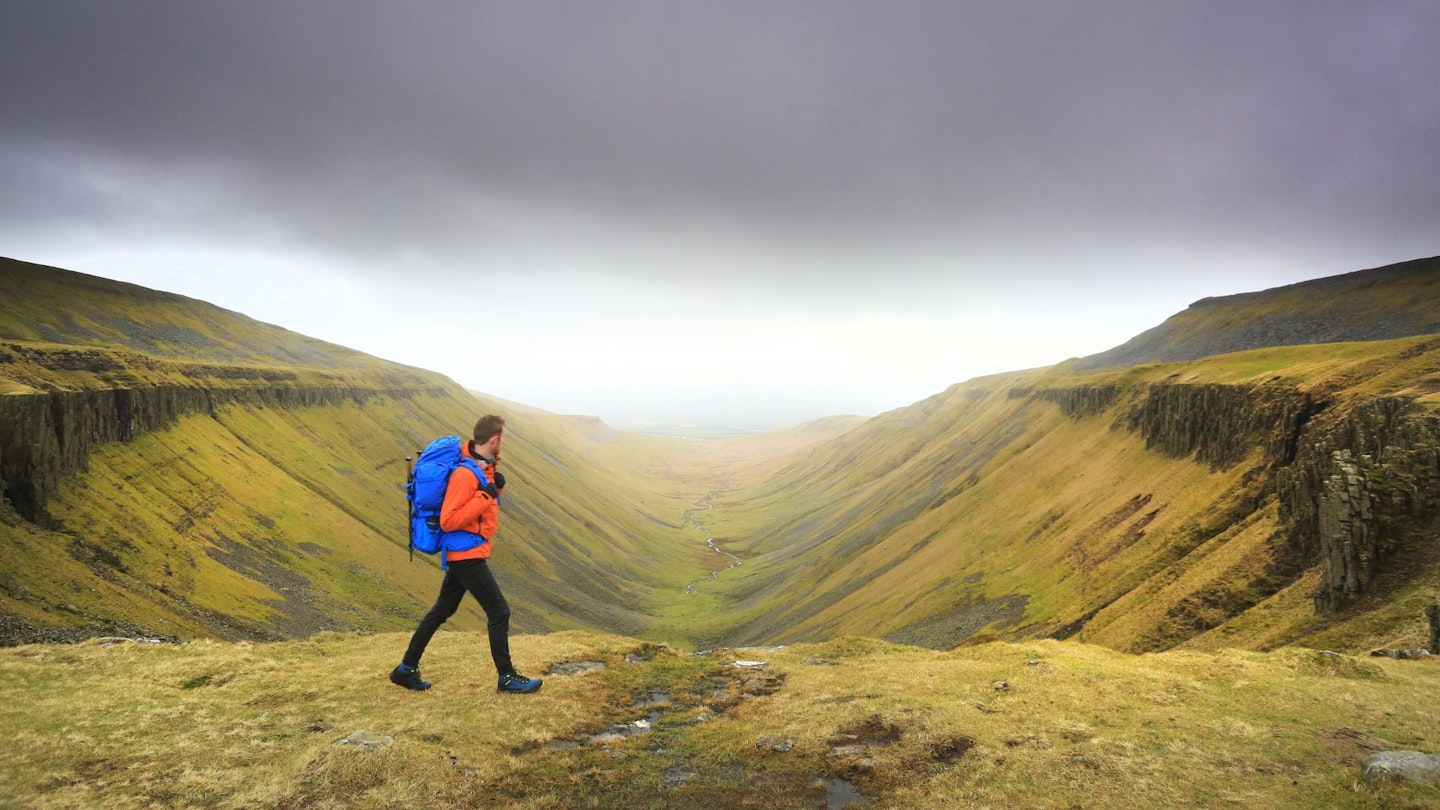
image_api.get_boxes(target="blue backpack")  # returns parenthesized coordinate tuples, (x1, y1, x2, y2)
(407, 435, 490, 566)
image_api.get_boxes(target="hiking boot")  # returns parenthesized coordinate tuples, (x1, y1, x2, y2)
(497, 670, 542, 694)
(390, 664, 432, 691)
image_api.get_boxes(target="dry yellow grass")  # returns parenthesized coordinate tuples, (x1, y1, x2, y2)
(1, 631, 1436, 808)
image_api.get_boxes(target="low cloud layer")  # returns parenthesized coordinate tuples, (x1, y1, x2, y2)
(3, 2, 1437, 424)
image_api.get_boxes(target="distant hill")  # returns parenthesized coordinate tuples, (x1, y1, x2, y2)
(705, 414, 869, 456)
(1073, 255, 1440, 371)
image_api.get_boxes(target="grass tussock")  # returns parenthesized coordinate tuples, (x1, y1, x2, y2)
(1, 631, 1437, 808)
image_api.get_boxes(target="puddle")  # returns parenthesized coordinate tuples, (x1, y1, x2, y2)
(548, 661, 605, 676)
(588, 730, 628, 746)
(664, 767, 697, 788)
(823, 777, 869, 808)
(568, 711, 665, 748)
(532, 657, 787, 755)
(632, 692, 671, 709)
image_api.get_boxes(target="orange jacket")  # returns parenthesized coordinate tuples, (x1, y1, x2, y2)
(439, 456, 501, 562)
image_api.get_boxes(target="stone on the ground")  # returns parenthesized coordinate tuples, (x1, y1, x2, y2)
(548, 661, 605, 676)
(333, 729, 393, 748)
(1364, 751, 1440, 784)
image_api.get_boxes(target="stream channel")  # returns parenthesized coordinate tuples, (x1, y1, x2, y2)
(683, 471, 741, 595)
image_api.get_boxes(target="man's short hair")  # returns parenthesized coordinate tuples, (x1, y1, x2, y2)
(473, 414, 506, 443)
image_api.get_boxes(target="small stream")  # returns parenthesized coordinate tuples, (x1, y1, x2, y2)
(683, 472, 741, 595)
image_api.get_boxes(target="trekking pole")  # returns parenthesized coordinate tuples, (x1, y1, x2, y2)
(405, 453, 415, 562)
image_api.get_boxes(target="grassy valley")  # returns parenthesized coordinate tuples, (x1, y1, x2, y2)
(2, 255, 1439, 806)
(689, 334, 1440, 657)
(0, 258, 725, 646)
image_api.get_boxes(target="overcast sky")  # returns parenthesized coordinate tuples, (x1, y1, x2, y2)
(2, 2, 1436, 428)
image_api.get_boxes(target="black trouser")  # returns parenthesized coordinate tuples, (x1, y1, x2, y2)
(403, 557, 513, 676)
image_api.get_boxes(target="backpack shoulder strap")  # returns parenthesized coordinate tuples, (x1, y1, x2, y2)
(455, 455, 489, 488)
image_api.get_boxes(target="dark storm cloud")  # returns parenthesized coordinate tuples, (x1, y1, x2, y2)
(2, 1, 1437, 288)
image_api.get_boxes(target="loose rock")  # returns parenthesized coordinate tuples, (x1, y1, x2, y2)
(756, 735, 795, 753)
(548, 661, 606, 676)
(663, 768, 697, 788)
(1364, 751, 1440, 784)
(1369, 649, 1433, 660)
(333, 729, 393, 748)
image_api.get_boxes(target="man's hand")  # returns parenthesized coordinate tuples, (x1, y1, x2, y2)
(477, 476, 500, 500)
(482, 463, 505, 494)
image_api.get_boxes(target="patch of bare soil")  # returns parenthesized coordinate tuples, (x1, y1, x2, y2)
(883, 592, 1030, 649)
(1317, 726, 1393, 766)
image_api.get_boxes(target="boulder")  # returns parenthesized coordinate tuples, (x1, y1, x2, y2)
(1363, 751, 1440, 784)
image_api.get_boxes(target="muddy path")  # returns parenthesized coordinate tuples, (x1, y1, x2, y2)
(683, 470, 741, 595)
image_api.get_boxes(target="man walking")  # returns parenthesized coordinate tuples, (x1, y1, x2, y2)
(390, 414, 542, 694)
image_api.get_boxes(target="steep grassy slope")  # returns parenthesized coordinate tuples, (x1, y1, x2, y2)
(0, 259, 723, 644)
(693, 333, 1440, 655)
(2, 632, 1437, 808)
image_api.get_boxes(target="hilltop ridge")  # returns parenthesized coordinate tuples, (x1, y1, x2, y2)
(0, 256, 388, 371)
(1073, 255, 1440, 371)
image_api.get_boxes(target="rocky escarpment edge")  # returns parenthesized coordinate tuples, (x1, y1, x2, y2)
(1033, 380, 1439, 615)
(1277, 397, 1440, 611)
(0, 382, 453, 526)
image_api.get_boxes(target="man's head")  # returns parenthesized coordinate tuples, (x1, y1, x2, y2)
(472, 414, 506, 458)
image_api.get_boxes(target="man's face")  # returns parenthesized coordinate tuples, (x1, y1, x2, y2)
(478, 427, 503, 459)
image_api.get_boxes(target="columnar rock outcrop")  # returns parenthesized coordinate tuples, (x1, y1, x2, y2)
(1032, 384, 1120, 419)
(1038, 381, 1437, 614)
(0, 383, 447, 525)
(1125, 383, 1322, 470)
(1277, 397, 1440, 611)
(1314, 450, 1381, 607)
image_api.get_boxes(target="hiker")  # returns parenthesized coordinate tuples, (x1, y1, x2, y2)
(390, 414, 543, 694)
